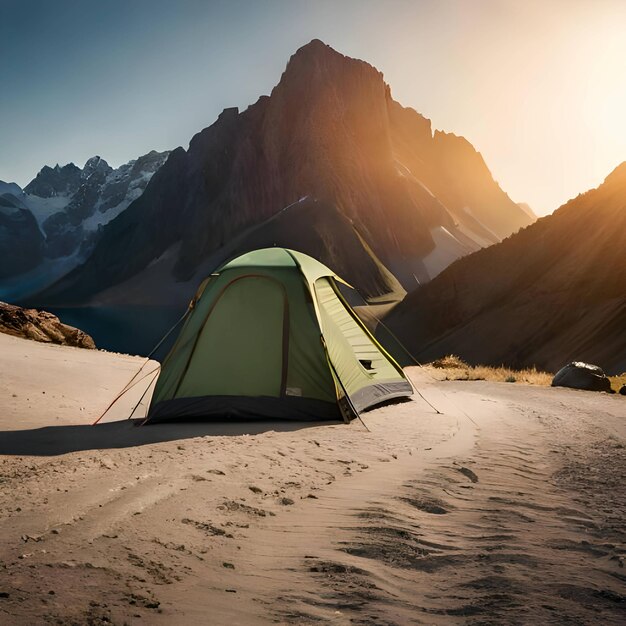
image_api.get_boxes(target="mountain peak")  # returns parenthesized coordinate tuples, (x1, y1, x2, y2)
(0, 180, 24, 197)
(24, 162, 82, 197)
(84, 155, 105, 167)
(291, 38, 336, 59)
(82, 155, 111, 178)
(279, 39, 382, 88)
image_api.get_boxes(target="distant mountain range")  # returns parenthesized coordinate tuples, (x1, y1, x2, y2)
(11, 39, 533, 309)
(385, 162, 626, 374)
(0, 151, 169, 299)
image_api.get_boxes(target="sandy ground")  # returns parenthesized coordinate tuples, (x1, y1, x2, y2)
(0, 332, 624, 625)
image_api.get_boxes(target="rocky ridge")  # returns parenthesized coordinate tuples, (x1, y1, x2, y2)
(385, 162, 626, 374)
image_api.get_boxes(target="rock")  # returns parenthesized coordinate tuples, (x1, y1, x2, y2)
(0, 301, 95, 349)
(100, 456, 115, 469)
(551, 362, 612, 393)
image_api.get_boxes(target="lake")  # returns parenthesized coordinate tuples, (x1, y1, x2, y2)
(48, 306, 187, 358)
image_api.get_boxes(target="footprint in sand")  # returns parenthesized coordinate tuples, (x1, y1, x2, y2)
(455, 466, 479, 483)
(400, 496, 448, 515)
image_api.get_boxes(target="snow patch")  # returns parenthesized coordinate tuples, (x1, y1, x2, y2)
(23, 194, 71, 228)
(279, 195, 310, 213)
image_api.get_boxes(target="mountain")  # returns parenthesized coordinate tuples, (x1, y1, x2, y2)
(24, 162, 83, 198)
(385, 162, 626, 375)
(0, 180, 25, 197)
(36, 39, 533, 308)
(0, 193, 44, 278)
(0, 150, 169, 301)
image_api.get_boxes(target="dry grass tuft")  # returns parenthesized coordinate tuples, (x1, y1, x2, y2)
(430, 355, 468, 370)
(426, 355, 625, 392)
(609, 373, 626, 394)
(426, 355, 552, 386)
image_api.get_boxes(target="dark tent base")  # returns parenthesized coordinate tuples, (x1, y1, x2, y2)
(146, 395, 342, 423)
(146, 380, 414, 424)
(350, 381, 414, 413)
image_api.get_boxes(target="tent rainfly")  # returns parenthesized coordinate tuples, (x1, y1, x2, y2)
(145, 248, 412, 423)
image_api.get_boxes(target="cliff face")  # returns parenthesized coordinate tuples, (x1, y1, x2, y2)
(386, 162, 626, 374)
(36, 40, 533, 306)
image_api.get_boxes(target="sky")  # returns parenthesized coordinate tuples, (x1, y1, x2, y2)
(1, 0, 625, 215)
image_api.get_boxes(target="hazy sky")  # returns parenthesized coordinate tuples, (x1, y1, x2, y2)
(1, 0, 625, 215)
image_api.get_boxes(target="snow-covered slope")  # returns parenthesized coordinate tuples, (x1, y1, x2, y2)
(0, 150, 169, 300)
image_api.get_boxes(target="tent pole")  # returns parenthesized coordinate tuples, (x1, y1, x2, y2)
(321, 336, 362, 425)
(92, 309, 189, 425)
(129, 368, 161, 421)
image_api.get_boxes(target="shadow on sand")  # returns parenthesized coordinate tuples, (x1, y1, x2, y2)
(0, 419, 336, 457)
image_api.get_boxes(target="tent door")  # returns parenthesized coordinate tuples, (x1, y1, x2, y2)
(175, 275, 289, 399)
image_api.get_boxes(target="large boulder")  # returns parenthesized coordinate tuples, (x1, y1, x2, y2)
(0, 301, 95, 349)
(551, 362, 612, 393)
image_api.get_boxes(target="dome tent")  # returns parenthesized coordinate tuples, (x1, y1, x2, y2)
(146, 248, 412, 423)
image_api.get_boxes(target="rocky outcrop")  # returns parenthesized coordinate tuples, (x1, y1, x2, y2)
(37, 40, 533, 307)
(0, 301, 95, 348)
(385, 162, 626, 375)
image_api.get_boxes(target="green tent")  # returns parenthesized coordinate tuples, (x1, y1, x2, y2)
(146, 248, 412, 423)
